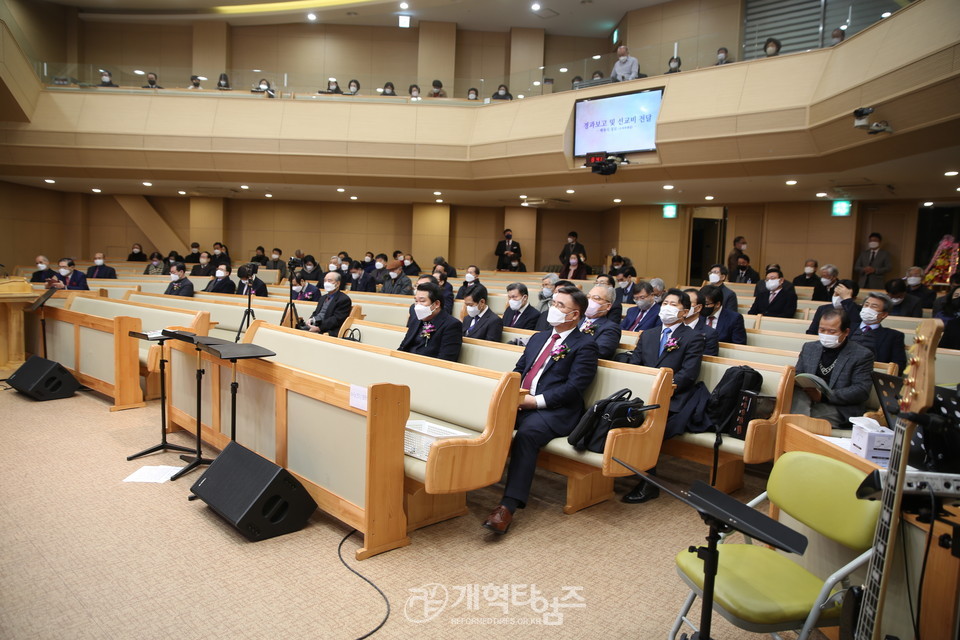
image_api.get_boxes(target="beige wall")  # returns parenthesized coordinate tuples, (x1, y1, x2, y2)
(0, 180, 67, 268)
(417, 22, 457, 95)
(80, 23, 193, 88)
(544, 34, 609, 68)
(454, 30, 508, 98)
(535, 209, 615, 272)
(617, 205, 691, 289)
(1, 0, 67, 63)
(449, 205, 504, 271)
(411, 203, 451, 268)
(192, 21, 230, 88)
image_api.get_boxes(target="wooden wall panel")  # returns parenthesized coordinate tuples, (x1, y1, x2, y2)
(449, 205, 504, 271)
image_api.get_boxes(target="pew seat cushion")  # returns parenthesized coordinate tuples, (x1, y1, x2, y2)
(671, 432, 746, 456)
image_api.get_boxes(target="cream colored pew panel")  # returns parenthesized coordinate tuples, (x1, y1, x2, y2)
(79, 327, 115, 384)
(46, 319, 76, 369)
(220, 371, 276, 459)
(936, 348, 960, 387)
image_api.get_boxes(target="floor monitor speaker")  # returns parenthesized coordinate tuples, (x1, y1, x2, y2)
(7, 355, 80, 401)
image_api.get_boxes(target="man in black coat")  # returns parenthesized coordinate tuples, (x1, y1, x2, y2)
(700, 285, 746, 345)
(204, 264, 236, 294)
(482, 285, 599, 535)
(558, 231, 587, 264)
(904, 266, 936, 308)
(495, 229, 522, 270)
(579, 284, 622, 360)
(806, 280, 859, 334)
(502, 282, 541, 330)
(236, 263, 268, 297)
(190, 252, 216, 278)
(30, 255, 57, 283)
(163, 263, 194, 297)
(732, 255, 761, 284)
(462, 285, 503, 342)
(849, 292, 907, 374)
(682, 288, 719, 356)
(748, 268, 798, 318)
(398, 282, 462, 362)
(347, 261, 376, 292)
(306, 272, 352, 336)
(86, 253, 117, 279)
(455, 266, 482, 300)
(886, 278, 923, 317)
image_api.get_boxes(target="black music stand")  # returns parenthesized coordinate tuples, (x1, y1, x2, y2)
(614, 458, 807, 640)
(126, 330, 194, 460)
(26, 288, 57, 358)
(195, 341, 275, 441)
(162, 330, 233, 481)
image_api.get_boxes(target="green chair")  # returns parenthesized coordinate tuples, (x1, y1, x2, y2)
(669, 451, 880, 640)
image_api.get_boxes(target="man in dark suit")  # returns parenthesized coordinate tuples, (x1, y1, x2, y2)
(398, 282, 462, 361)
(204, 263, 236, 294)
(558, 231, 587, 265)
(853, 232, 892, 290)
(748, 268, 798, 318)
(184, 242, 202, 264)
(594, 273, 623, 325)
(623, 289, 706, 503)
(432, 256, 456, 279)
(502, 282, 541, 330)
(455, 266, 482, 299)
(682, 288, 719, 356)
(305, 272, 352, 336)
(163, 263, 194, 297)
(462, 285, 503, 342)
(431, 270, 454, 315)
(792, 259, 826, 297)
(613, 266, 638, 308)
(849, 292, 906, 374)
(579, 285, 622, 359)
(48, 258, 89, 290)
(620, 281, 661, 332)
(732, 255, 760, 284)
(700, 285, 747, 345)
(886, 278, 923, 317)
(806, 280, 859, 334)
(190, 252, 216, 278)
(813, 264, 841, 302)
(263, 248, 287, 281)
(86, 252, 117, 279)
(482, 285, 599, 534)
(904, 266, 936, 308)
(706, 264, 738, 310)
(347, 261, 376, 293)
(236, 263, 268, 297)
(30, 255, 56, 283)
(495, 229, 522, 270)
(792, 308, 875, 429)
(290, 271, 320, 302)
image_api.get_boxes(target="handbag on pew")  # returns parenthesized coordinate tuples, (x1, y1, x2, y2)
(567, 388, 660, 453)
(341, 327, 362, 342)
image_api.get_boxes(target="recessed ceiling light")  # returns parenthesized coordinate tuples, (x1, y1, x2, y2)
(435, 199, 443, 203)
(265, 193, 273, 198)
(533, 81, 541, 86)
(252, 69, 261, 73)
(663, 185, 674, 190)
(433, 191, 441, 195)
(240, 185, 249, 189)
(350, 196, 358, 200)
(521, 202, 529, 207)
(816, 192, 827, 197)
(133, 70, 145, 75)
(400, 2, 409, 9)
(142, 181, 152, 187)
(531, 3, 541, 10)
(44, 179, 55, 184)
(559, 67, 568, 73)
(704, 195, 715, 201)
(881, 11, 891, 18)
(398, 15, 410, 28)
(91, 188, 101, 193)
(565, 189, 575, 194)
(307, 12, 316, 20)
(519, 194, 527, 199)
(592, 55, 601, 60)
(518, 94, 525, 99)
(785, 180, 798, 185)
(945, 171, 958, 177)
(839, 24, 848, 30)
(178, 190, 186, 195)
(197, 76, 207, 81)
(613, 198, 622, 203)
(923, 201, 934, 207)
(337, 188, 345, 192)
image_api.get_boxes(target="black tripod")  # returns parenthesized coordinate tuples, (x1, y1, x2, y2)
(279, 275, 301, 329)
(126, 332, 194, 460)
(235, 281, 256, 342)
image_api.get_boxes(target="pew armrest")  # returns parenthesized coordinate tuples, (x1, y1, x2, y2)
(601, 367, 674, 476)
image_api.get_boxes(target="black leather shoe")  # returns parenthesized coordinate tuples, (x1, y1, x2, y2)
(622, 481, 660, 504)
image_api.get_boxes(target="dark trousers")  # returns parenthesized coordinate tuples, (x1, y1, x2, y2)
(503, 409, 571, 507)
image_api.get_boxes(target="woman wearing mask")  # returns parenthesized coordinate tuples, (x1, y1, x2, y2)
(188, 75, 203, 90)
(491, 84, 512, 100)
(665, 57, 681, 74)
(346, 79, 360, 94)
(408, 84, 421, 99)
(715, 47, 732, 65)
(254, 78, 276, 98)
(216, 73, 231, 90)
(562, 253, 588, 280)
(466, 87, 479, 101)
(143, 252, 169, 276)
(127, 243, 146, 262)
(763, 37, 782, 57)
(382, 82, 397, 96)
(300, 255, 321, 281)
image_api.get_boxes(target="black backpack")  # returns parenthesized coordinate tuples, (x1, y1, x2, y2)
(567, 388, 660, 453)
(705, 365, 763, 435)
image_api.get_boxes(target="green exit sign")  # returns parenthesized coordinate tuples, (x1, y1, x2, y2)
(832, 200, 852, 216)
(663, 204, 677, 218)
(612, 29, 619, 44)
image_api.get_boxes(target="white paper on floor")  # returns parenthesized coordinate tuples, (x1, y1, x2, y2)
(123, 465, 183, 483)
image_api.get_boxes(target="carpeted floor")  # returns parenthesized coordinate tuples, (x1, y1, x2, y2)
(0, 384, 812, 639)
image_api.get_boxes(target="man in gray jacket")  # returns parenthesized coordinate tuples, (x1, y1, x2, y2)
(853, 232, 892, 290)
(381, 260, 413, 296)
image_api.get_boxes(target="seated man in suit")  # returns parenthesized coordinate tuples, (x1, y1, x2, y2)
(163, 262, 194, 296)
(482, 285, 599, 534)
(236, 263, 268, 297)
(535, 273, 559, 316)
(850, 292, 907, 374)
(886, 278, 922, 317)
(86, 252, 117, 279)
(264, 248, 287, 282)
(620, 281, 661, 332)
(347, 260, 376, 292)
(699, 285, 746, 345)
(190, 252, 215, 278)
(594, 274, 623, 324)
(502, 282, 541, 330)
(579, 284, 622, 360)
(31, 255, 56, 283)
(623, 289, 705, 503)
(397, 282, 462, 361)
(682, 288, 719, 356)
(614, 266, 638, 307)
(204, 263, 236, 294)
(806, 280, 860, 334)
(792, 259, 827, 299)
(305, 272, 352, 336)
(813, 264, 841, 302)
(382, 260, 414, 295)
(732, 255, 761, 284)
(791, 308, 875, 429)
(48, 258, 89, 290)
(290, 271, 319, 301)
(462, 285, 503, 342)
(706, 264, 738, 310)
(748, 268, 798, 318)
(903, 266, 935, 309)
(432, 269, 455, 315)
(456, 265, 481, 300)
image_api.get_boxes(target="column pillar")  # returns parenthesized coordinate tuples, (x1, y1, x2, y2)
(411, 203, 450, 268)
(503, 206, 538, 270)
(189, 197, 224, 252)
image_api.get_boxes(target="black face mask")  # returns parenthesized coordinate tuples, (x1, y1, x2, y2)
(148, 79, 156, 86)
(702, 305, 715, 317)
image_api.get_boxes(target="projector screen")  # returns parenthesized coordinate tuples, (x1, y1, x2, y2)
(573, 89, 663, 157)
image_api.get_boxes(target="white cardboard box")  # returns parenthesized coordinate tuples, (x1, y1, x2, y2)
(850, 422, 894, 464)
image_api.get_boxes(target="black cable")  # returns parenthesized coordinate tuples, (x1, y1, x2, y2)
(900, 513, 919, 640)
(913, 487, 937, 639)
(338, 529, 390, 639)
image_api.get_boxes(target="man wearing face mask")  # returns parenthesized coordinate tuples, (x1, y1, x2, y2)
(495, 229, 522, 270)
(806, 280, 859, 334)
(264, 248, 287, 281)
(190, 252, 215, 278)
(47, 258, 89, 290)
(733, 255, 760, 284)
(466, 88, 479, 101)
(455, 265, 481, 300)
(903, 266, 935, 308)
(624, 289, 705, 503)
(482, 286, 598, 535)
(289, 271, 319, 301)
(559, 231, 587, 265)
(829, 28, 845, 46)
(715, 47, 733, 65)
(381, 260, 413, 296)
(502, 282, 541, 330)
(748, 268, 798, 318)
(706, 264, 738, 310)
(429, 80, 447, 98)
(726, 236, 747, 275)
(665, 56, 682, 74)
(236, 264, 268, 297)
(304, 272, 352, 336)
(163, 263, 194, 297)
(614, 266, 637, 307)
(204, 263, 236, 294)
(327, 255, 342, 276)
(369, 253, 390, 283)
(431, 271, 454, 315)
(853, 232, 892, 289)
(187, 75, 202, 90)
(86, 252, 117, 279)
(98, 70, 118, 87)
(183, 242, 202, 264)
(211, 242, 231, 268)
(699, 285, 746, 344)
(462, 286, 503, 343)
(620, 281, 661, 332)
(849, 293, 906, 374)
(611, 45, 639, 82)
(141, 72, 163, 89)
(398, 282, 462, 361)
(347, 260, 375, 292)
(432, 256, 456, 279)
(536, 274, 560, 315)
(682, 288, 719, 356)
(792, 309, 874, 429)
(792, 258, 828, 297)
(31, 256, 56, 282)
(579, 285, 622, 359)
(885, 278, 922, 317)
(812, 264, 840, 301)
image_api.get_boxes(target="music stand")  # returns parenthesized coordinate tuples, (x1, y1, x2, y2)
(26, 288, 57, 358)
(195, 341, 275, 441)
(614, 457, 807, 640)
(162, 330, 233, 481)
(126, 330, 195, 460)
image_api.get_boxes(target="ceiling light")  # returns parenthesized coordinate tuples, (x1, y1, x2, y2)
(307, 13, 316, 20)
(839, 24, 848, 30)
(518, 94, 525, 99)
(519, 194, 527, 199)
(178, 190, 186, 195)
(533, 81, 541, 86)
(435, 199, 443, 203)
(376, 88, 383, 93)
(252, 69, 261, 73)
(945, 171, 959, 177)
(613, 198, 621, 203)
(350, 196, 358, 200)
(240, 184, 249, 189)
(433, 191, 441, 195)
(265, 193, 273, 198)
(521, 202, 529, 207)
(133, 70, 145, 75)
(44, 179, 55, 184)
(816, 192, 828, 197)
(531, 3, 541, 10)
(398, 15, 410, 28)
(592, 55, 601, 60)
(923, 201, 934, 207)
(559, 67, 568, 73)
(142, 181, 152, 187)
(337, 188, 346, 192)
(565, 189, 575, 194)
(91, 188, 101, 193)
(662, 184, 674, 190)
(881, 11, 891, 18)
(400, 2, 409, 8)
(328, 77, 336, 82)
(197, 76, 207, 81)
(785, 180, 798, 185)
(704, 195, 715, 201)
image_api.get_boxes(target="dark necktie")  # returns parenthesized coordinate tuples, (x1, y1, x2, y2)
(630, 309, 645, 331)
(521, 334, 560, 390)
(511, 310, 520, 327)
(869, 250, 876, 265)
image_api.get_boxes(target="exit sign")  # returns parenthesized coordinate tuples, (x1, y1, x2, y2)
(832, 200, 852, 216)
(663, 204, 677, 218)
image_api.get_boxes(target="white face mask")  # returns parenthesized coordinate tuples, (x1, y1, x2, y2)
(831, 37, 842, 45)
(766, 46, 777, 56)
(58, 268, 70, 277)
(260, 83, 269, 90)
(464, 273, 476, 283)
(351, 272, 360, 280)
(889, 297, 903, 305)
(389, 270, 399, 279)
(547, 305, 569, 326)
(508, 298, 524, 311)
(101, 75, 110, 83)
(617, 280, 629, 289)
(192, 248, 199, 254)
(364, 256, 372, 262)
(466, 304, 481, 318)
(340, 264, 349, 271)
(219, 80, 227, 87)
(708, 273, 721, 284)
(669, 61, 679, 69)
(804, 266, 815, 274)
(323, 281, 336, 292)
(511, 262, 519, 267)
(94, 258, 104, 266)
(717, 52, 726, 61)
(569, 258, 578, 266)
(375, 261, 384, 270)
(199, 258, 209, 265)
(567, 237, 575, 244)
(213, 249, 221, 255)
(659, 305, 680, 325)
(868, 241, 879, 249)
(819, 333, 841, 349)
(403, 259, 412, 267)
(498, 89, 506, 96)
(860, 307, 880, 325)
(170, 273, 179, 281)
(906, 276, 921, 286)
(349, 86, 358, 93)
(820, 277, 833, 287)
(169, 258, 176, 264)
(37, 262, 47, 270)
(132, 248, 140, 253)
(215, 269, 226, 278)
(304, 264, 314, 272)
(411, 90, 419, 98)
(619, 56, 627, 62)
(586, 299, 602, 318)
(328, 263, 338, 272)
(414, 303, 433, 320)
(831, 295, 842, 308)
(740, 243, 748, 252)
(468, 94, 477, 100)
(765, 279, 780, 292)
(541, 287, 553, 299)
(271, 253, 280, 260)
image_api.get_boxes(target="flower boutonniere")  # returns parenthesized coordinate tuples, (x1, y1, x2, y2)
(550, 343, 570, 362)
(420, 322, 436, 340)
(664, 337, 680, 353)
(581, 321, 596, 336)
(172, 282, 182, 291)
